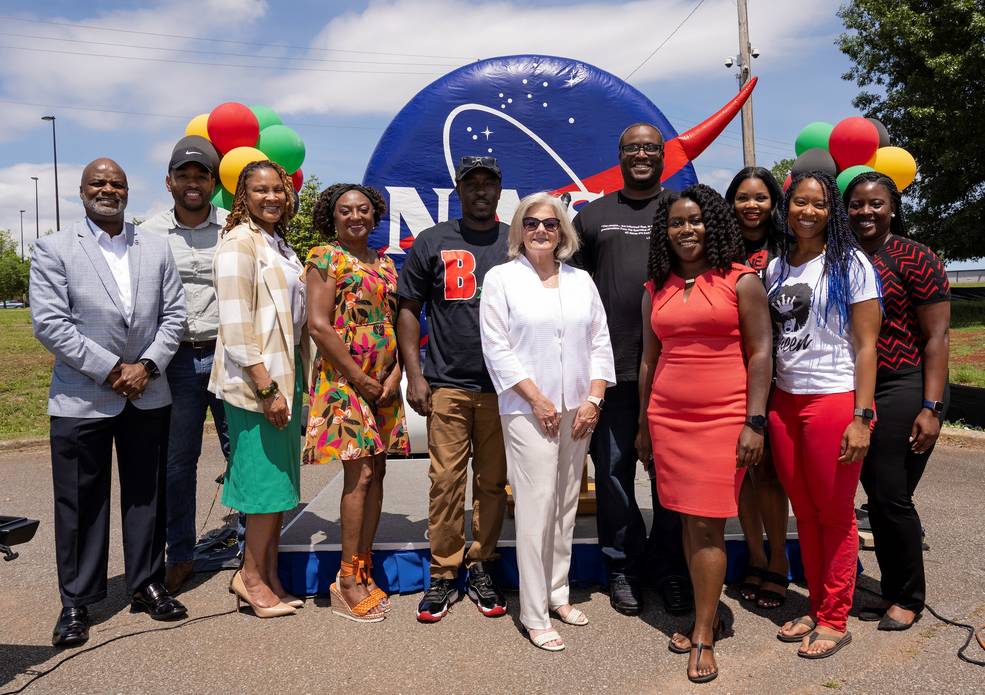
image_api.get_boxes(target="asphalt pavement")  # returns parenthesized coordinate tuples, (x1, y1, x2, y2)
(1, 439, 983, 694)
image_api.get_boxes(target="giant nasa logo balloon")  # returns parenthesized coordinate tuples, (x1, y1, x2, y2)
(362, 54, 756, 260)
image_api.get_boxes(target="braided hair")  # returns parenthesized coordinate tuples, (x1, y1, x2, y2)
(769, 170, 866, 331)
(842, 170, 907, 238)
(647, 183, 744, 289)
(724, 166, 785, 252)
(223, 160, 296, 236)
(311, 183, 387, 241)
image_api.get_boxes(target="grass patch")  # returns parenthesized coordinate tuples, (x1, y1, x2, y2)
(949, 300, 985, 387)
(0, 308, 52, 439)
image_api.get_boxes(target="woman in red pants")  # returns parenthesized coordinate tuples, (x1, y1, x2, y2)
(765, 171, 881, 659)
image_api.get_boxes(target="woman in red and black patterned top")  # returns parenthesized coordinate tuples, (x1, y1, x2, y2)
(844, 171, 950, 632)
(724, 167, 790, 610)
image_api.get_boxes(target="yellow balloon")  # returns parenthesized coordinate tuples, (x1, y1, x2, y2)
(219, 146, 268, 193)
(185, 113, 210, 139)
(871, 146, 917, 191)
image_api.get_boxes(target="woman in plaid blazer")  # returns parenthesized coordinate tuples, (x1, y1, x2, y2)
(209, 160, 311, 618)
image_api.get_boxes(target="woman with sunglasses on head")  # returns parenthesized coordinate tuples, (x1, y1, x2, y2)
(637, 183, 772, 683)
(724, 167, 791, 609)
(480, 192, 615, 652)
(303, 183, 411, 623)
(210, 160, 309, 619)
(767, 171, 881, 659)
(843, 171, 950, 632)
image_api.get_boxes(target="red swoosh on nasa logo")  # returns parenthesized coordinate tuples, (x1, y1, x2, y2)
(552, 77, 758, 196)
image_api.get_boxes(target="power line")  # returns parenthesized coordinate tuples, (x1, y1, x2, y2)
(0, 14, 473, 60)
(0, 31, 463, 67)
(625, 0, 708, 80)
(0, 44, 445, 76)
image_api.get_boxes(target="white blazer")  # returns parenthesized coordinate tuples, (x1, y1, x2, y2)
(480, 254, 616, 415)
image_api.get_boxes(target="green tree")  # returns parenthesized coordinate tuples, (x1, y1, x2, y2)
(285, 175, 323, 260)
(838, 0, 985, 260)
(0, 231, 30, 306)
(771, 158, 795, 186)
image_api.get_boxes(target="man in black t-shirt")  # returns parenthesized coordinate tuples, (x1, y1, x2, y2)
(397, 156, 510, 623)
(572, 123, 691, 617)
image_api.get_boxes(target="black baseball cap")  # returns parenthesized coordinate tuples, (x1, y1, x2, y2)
(454, 155, 502, 183)
(169, 135, 220, 176)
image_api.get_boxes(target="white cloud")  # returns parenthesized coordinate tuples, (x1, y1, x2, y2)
(0, 162, 153, 237)
(274, 0, 836, 116)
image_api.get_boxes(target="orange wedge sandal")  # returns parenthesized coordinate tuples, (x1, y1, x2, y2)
(330, 556, 385, 623)
(357, 551, 391, 613)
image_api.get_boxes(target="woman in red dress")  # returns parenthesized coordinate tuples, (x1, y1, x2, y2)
(636, 184, 773, 683)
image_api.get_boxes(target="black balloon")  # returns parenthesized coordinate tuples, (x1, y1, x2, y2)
(867, 118, 891, 148)
(791, 148, 838, 177)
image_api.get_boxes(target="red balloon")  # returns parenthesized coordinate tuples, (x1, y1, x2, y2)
(207, 102, 259, 155)
(828, 117, 879, 171)
(783, 173, 792, 192)
(291, 168, 304, 192)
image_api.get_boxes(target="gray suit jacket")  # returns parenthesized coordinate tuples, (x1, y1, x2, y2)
(30, 220, 186, 418)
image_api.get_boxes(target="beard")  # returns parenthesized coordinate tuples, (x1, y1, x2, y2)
(83, 196, 126, 220)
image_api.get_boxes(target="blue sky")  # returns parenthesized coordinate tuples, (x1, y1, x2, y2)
(1, 0, 976, 267)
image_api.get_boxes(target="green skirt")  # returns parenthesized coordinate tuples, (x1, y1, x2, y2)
(222, 359, 302, 514)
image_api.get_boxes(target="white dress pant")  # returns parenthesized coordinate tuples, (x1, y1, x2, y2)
(502, 408, 588, 630)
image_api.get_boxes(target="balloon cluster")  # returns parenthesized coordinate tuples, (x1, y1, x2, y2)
(788, 117, 917, 195)
(185, 103, 306, 210)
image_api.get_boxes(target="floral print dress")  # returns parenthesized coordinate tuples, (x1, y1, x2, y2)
(302, 243, 410, 464)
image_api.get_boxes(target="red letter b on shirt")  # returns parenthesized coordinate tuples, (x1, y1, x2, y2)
(441, 250, 477, 300)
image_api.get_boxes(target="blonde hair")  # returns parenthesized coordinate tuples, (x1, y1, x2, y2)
(507, 192, 580, 261)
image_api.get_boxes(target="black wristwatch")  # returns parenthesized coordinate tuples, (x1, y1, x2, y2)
(138, 358, 160, 379)
(922, 399, 945, 418)
(854, 407, 875, 421)
(745, 415, 767, 432)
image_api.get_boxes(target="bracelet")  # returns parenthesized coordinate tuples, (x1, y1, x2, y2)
(256, 381, 280, 400)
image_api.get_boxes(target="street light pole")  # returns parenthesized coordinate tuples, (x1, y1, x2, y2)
(19, 210, 26, 260)
(30, 176, 40, 239)
(41, 116, 60, 231)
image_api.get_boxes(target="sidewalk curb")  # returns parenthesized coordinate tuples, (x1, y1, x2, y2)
(0, 422, 221, 454)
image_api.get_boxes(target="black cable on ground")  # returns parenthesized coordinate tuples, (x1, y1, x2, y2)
(1, 608, 238, 695)
(856, 584, 985, 666)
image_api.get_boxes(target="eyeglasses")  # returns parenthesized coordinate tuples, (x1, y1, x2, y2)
(522, 217, 561, 232)
(620, 143, 663, 155)
(460, 156, 498, 167)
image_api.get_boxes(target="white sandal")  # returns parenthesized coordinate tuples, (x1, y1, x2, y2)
(551, 605, 589, 626)
(528, 629, 566, 652)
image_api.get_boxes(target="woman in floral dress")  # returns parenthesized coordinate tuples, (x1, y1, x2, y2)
(304, 183, 410, 621)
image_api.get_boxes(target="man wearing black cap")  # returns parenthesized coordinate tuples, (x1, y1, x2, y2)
(397, 156, 510, 623)
(140, 136, 231, 593)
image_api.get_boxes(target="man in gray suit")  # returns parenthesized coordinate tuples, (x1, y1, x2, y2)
(31, 158, 188, 648)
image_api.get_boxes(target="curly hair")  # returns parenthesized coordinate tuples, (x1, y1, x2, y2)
(724, 166, 785, 253)
(311, 183, 387, 241)
(647, 183, 744, 289)
(223, 160, 296, 236)
(769, 170, 867, 331)
(842, 170, 907, 239)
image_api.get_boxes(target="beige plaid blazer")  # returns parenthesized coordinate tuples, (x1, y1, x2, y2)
(208, 220, 310, 414)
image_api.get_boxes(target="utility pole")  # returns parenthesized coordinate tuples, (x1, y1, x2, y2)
(31, 176, 40, 238)
(736, 0, 756, 167)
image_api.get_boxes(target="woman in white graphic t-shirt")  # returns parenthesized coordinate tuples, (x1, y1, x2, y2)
(764, 171, 881, 659)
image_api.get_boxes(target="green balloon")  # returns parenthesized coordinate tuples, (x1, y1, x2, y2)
(256, 124, 305, 174)
(249, 105, 283, 131)
(795, 121, 834, 157)
(836, 165, 875, 195)
(211, 185, 234, 210)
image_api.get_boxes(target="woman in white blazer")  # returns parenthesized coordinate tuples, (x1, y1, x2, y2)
(480, 192, 615, 652)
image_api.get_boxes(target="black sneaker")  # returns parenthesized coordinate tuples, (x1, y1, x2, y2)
(416, 578, 459, 623)
(609, 573, 642, 616)
(466, 562, 507, 617)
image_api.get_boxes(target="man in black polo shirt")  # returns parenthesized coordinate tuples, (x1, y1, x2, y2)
(573, 123, 691, 616)
(397, 156, 510, 623)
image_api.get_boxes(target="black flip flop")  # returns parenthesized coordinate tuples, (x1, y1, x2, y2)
(669, 613, 732, 654)
(777, 615, 817, 643)
(798, 630, 853, 659)
(756, 570, 789, 609)
(738, 566, 764, 601)
(688, 642, 718, 684)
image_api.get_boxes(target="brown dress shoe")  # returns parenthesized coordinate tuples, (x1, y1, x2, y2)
(165, 561, 194, 593)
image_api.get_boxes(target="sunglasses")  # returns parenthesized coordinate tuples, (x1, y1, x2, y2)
(460, 156, 498, 167)
(620, 143, 663, 155)
(522, 217, 561, 232)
